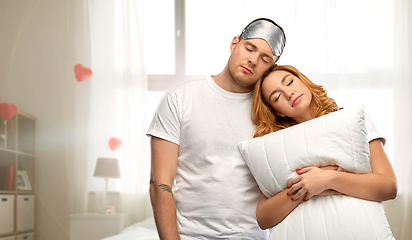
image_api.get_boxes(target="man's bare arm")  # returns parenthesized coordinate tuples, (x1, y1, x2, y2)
(149, 136, 180, 240)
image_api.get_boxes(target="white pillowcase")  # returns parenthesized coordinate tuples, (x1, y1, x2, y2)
(238, 102, 394, 240)
(238, 101, 371, 198)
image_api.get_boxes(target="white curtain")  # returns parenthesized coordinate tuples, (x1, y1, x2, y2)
(68, 0, 149, 222)
(390, 2, 412, 239)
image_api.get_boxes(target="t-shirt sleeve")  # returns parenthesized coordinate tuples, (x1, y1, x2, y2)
(146, 91, 180, 145)
(365, 113, 386, 146)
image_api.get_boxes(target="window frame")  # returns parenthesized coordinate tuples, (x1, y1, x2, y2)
(148, 0, 205, 91)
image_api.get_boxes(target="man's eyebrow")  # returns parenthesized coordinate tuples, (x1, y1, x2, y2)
(245, 42, 257, 49)
(245, 40, 274, 61)
(258, 47, 275, 62)
(263, 53, 274, 61)
(268, 74, 291, 101)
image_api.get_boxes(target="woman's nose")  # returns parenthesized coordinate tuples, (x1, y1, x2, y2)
(285, 91, 294, 101)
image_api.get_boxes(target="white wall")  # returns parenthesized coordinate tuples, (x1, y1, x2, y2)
(0, 0, 74, 239)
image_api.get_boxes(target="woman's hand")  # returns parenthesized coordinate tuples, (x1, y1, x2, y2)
(287, 165, 338, 201)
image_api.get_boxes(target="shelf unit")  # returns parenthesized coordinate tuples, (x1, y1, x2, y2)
(0, 110, 36, 240)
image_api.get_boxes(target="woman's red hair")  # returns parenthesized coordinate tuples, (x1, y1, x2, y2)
(252, 65, 340, 138)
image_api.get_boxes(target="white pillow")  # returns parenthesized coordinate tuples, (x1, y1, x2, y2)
(238, 101, 371, 198)
(238, 102, 394, 240)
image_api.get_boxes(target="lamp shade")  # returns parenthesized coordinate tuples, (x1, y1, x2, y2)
(94, 158, 121, 179)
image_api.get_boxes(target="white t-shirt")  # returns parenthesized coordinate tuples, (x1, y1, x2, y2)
(147, 76, 268, 239)
(365, 113, 386, 145)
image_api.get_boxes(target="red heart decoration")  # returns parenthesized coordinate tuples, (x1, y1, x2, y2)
(109, 137, 122, 151)
(74, 64, 93, 82)
(0, 103, 18, 120)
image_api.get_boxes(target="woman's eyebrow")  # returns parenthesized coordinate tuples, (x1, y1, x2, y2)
(268, 74, 291, 101)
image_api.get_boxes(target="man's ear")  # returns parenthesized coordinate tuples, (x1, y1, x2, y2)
(230, 36, 240, 54)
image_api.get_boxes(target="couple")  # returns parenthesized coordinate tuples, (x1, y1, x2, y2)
(147, 18, 397, 239)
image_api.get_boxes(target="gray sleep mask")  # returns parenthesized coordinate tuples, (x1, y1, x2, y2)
(239, 19, 286, 59)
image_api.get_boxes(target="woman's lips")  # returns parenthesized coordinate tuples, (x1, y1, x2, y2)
(292, 94, 303, 107)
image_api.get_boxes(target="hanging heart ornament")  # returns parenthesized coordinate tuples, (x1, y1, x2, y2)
(109, 137, 122, 151)
(74, 64, 93, 82)
(0, 103, 18, 120)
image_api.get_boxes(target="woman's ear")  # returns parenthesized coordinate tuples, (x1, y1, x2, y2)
(276, 112, 286, 118)
(230, 36, 239, 53)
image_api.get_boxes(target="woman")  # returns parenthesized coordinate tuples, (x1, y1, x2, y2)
(251, 65, 397, 232)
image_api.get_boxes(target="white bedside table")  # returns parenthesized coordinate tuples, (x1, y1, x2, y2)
(69, 213, 133, 240)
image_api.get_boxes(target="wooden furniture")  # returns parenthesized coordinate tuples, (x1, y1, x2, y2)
(0, 111, 36, 240)
(69, 213, 133, 240)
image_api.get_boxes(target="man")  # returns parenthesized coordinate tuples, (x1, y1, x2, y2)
(147, 18, 286, 239)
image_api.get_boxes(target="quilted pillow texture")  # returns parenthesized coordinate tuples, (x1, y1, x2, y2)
(238, 102, 394, 240)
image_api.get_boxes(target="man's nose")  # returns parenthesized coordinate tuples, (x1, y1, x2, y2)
(249, 53, 259, 66)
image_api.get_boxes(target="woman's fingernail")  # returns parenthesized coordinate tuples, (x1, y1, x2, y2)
(296, 169, 300, 172)
(303, 199, 307, 202)
(334, 165, 338, 168)
(291, 197, 294, 201)
(287, 192, 290, 196)
(287, 185, 290, 188)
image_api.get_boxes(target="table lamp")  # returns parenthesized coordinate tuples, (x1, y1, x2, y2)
(93, 158, 121, 213)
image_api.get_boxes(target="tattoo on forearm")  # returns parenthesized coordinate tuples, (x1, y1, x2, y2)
(158, 184, 173, 194)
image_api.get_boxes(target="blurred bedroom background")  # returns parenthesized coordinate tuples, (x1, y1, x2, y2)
(0, 0, 410, 239)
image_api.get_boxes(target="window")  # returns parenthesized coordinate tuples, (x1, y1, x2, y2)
(144, 0, 393, 89)
(144, 0, 297, 90)
(144, 0, 175, 75)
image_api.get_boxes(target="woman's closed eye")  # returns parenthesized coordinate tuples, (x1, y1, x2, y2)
(274, 80, 293, 102)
